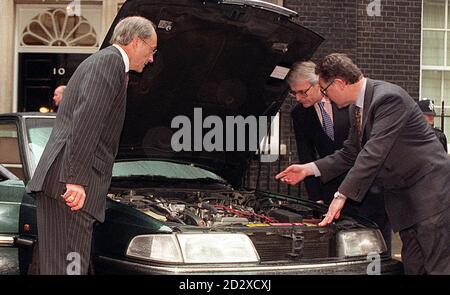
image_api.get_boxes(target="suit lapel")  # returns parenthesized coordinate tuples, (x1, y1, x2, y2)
(361, 78, 374, 133)
(331, 103, 351, 145)
(331, 102, 339, 138)
(298, 104, 330, 142)
(307, 105, 323, 133)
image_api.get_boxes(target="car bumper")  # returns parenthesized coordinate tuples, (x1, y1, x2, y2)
(94, 256, 403, 275)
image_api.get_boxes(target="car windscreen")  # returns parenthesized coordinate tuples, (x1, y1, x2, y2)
(24, 117, 225, 182)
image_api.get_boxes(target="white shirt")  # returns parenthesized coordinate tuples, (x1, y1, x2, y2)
(112, 44, 130, 73)
(354, 77, 367, 128)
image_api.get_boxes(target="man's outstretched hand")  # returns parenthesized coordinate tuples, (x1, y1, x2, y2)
(275, 164, 314, 185)
(318, 197, 346, 226)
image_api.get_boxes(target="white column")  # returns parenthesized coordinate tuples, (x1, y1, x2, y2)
(101, 0, 118, 45)
(0, 0, 15, 113)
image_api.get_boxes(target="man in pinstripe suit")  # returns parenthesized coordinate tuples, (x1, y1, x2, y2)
(26, 16, 158, 275)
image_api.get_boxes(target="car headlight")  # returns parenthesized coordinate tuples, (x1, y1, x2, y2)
(337, 229, 387, 257)
(126, 233, 260, 264)
(126, 234, 183, 263)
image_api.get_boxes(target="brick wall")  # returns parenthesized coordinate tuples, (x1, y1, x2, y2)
(355, 0, 422, 99)
(245, 0, 422, 199)
(285, 0, 358, 60)
(284, 0, 422, 96)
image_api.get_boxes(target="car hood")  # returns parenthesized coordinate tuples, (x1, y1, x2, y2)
(102, 0, 323, 187)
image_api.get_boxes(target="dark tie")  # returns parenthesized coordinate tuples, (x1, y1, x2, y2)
(354, 106, 362, 141)
(318, 101, 334, 141)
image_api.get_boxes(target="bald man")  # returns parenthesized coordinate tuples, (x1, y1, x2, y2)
(52, 85, 66, 111)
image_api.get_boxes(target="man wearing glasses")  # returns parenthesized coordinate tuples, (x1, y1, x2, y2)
(287, 61, 390, 251)
(27, 16, 158, 275)
(287, 61, 350, 204)
(277, 53, 450, 275)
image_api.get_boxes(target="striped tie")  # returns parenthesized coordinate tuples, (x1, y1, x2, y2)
(318, 101, 334, 141)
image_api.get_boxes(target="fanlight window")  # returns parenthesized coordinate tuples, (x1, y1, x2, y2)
(21, 9, 97, 47)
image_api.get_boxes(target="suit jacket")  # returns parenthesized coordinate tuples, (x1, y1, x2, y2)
(291, 102, 350, 203)
(433, 127, 448, 152)
(315, 79, 450, 232)
(26, 46, 128, 222)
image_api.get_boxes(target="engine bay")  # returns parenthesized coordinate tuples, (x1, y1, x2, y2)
(107, 189, 324, 227)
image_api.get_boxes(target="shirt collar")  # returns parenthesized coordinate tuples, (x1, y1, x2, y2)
(314, 96, 330, 106)
(355, 77, 367, 109)
(112, 44, 129, 73)
(321, 96, 331, 104)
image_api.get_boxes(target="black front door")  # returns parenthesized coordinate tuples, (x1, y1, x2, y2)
(18, 53, 90, 112)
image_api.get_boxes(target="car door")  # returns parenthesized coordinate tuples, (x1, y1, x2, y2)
(0, 119, 26, 274)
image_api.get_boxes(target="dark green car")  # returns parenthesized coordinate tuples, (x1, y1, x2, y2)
(0, 113, 402, 275)
(0, 0, 403, 275)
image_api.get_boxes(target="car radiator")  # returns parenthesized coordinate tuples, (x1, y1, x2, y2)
(247, 228, 336, 262)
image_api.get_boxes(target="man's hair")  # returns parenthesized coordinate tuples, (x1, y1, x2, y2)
(315, 53, 363, 84)
(110, 16, 156, 45)
(286, 61, 319, 86)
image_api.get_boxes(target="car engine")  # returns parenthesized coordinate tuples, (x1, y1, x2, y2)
(107, 189, 317, 227)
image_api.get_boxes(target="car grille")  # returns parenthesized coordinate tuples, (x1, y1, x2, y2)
(247, 228, 336, 262)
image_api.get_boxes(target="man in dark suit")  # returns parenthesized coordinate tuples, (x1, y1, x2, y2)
(287, 61, 390, 251)
(26, 16, 158, 275)
(288, 61, 350, 204)
(417, 99, 447, 152)
(277, 53, 450, 274)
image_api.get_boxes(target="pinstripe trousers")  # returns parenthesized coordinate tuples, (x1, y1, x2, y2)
(36, 193, 95, 275)
(34, 149, 96, 275)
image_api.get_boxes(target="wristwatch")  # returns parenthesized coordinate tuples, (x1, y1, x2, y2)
(334, 191, 347, 200)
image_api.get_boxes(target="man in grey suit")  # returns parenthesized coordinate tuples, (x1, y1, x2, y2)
(288, 61, 391, 251)
(276, 53, 450, 274)
(26, 16, 158, 275)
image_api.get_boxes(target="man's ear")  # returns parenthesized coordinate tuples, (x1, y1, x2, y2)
(130, 37, 140, 49)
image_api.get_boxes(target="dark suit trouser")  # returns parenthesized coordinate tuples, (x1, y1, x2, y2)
(399, 206, 450, 275)
(36, 193, 95, 275)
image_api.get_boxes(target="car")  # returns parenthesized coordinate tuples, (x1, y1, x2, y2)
(0, 0, 402, 275)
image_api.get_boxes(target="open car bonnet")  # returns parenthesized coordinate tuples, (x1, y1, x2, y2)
(102, 0, 323, 186)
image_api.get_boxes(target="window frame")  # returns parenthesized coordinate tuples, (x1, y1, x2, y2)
(421, 0, 450, 134)
(0, 118, 27, 181)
